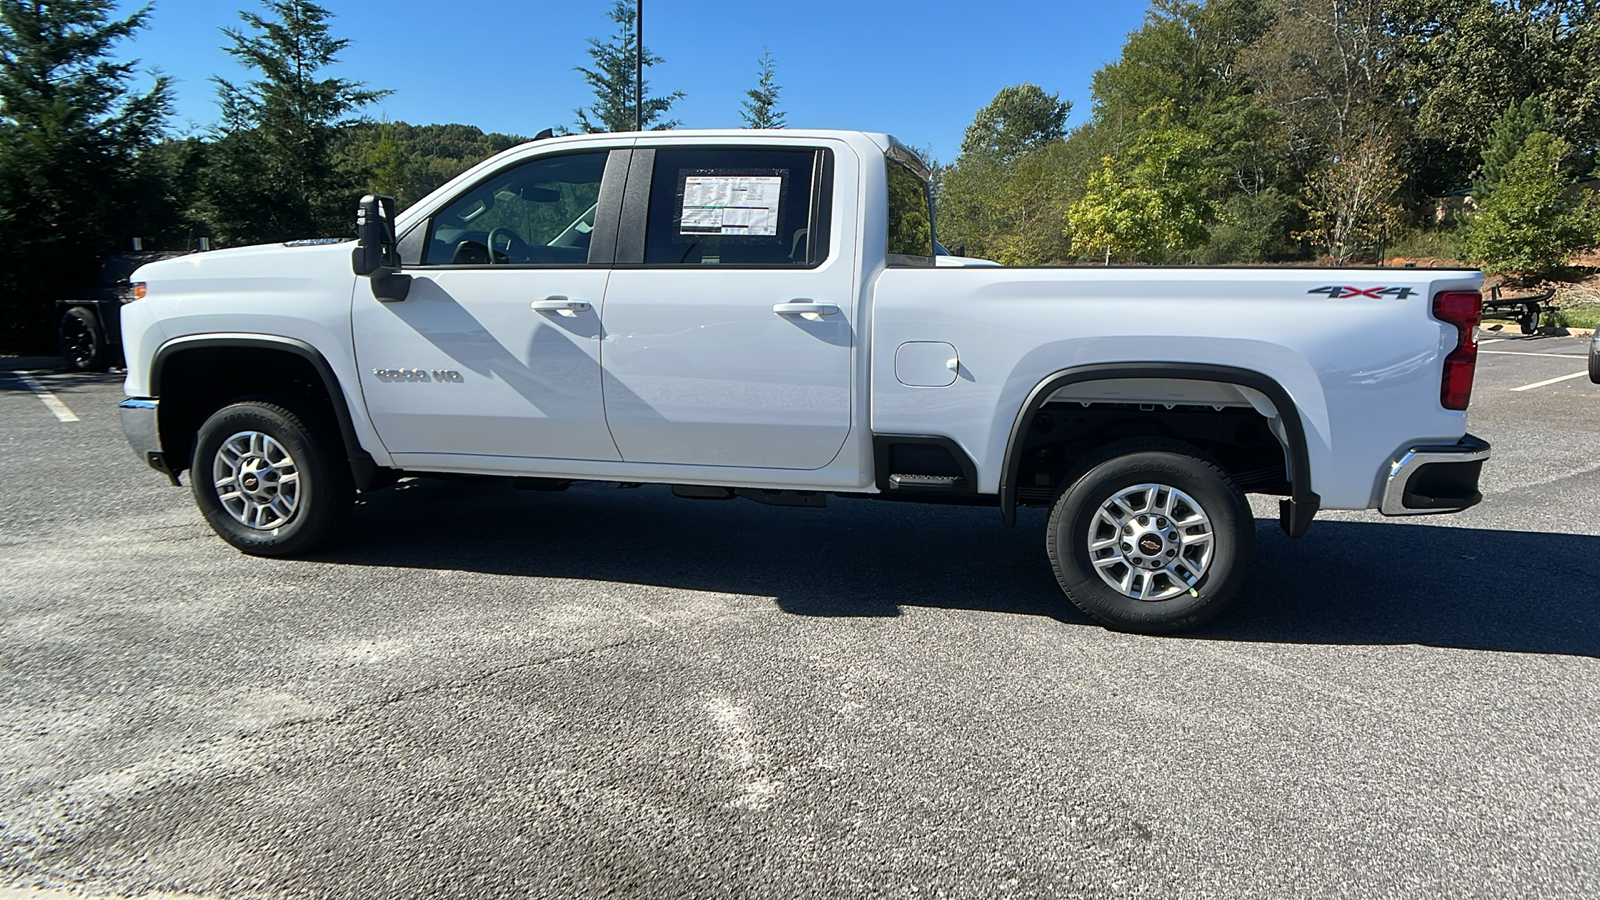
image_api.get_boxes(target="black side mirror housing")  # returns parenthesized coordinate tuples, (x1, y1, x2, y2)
(353, 194, 412, 301)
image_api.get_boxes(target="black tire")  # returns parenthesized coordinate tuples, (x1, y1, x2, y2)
(190, 399, 354, 557)
(1045, 439, 1254, 635)
(59, 307, 110, 371)
(1519, 305, 1540, 335)
(1589, 337, 1600, 385)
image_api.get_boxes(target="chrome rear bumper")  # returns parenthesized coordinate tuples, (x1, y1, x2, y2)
(1380, 434, 1491, 516)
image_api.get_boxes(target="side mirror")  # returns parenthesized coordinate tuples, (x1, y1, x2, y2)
(353, 194, 412, 301)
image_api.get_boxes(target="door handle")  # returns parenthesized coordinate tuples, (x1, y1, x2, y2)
(772, 300, 840, 320)
(531, 296, 592, 317)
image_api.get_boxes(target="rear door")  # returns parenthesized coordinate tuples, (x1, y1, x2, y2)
(597, 143, 857, 469)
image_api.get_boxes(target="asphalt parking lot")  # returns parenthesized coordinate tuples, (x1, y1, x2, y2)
(2, 334, 1598, 900)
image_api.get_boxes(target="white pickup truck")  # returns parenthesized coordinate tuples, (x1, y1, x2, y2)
(119, 129, 1490, 633)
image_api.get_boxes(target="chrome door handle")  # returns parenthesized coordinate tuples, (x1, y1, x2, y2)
(531, 296, 592, 316)
(772, 300, 840, 319)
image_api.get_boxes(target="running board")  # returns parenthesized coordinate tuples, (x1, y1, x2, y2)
(888, 473, 967, 490)
(671, 485, 827, 508)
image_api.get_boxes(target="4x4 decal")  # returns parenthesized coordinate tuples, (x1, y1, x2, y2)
(1308, 285, 1417, 299)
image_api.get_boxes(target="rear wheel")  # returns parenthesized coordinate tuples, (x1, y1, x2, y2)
(59, 307, 110, 372)
(190, 399, 353, 556)
(1046, 440, 1254, 634)
(1589, 335, 1600, 384)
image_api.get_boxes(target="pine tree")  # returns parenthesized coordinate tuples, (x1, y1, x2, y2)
(740, 48, 784, 129)
(198, 0, 388, 245)
(0, 0, 172, 351)
(573, 0, 683, 133)
(1465, 132, 1600, 275)
(1475, 97, 1555, 200)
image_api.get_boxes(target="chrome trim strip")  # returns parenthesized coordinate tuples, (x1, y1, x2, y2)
(1380, 440, 1491, 516)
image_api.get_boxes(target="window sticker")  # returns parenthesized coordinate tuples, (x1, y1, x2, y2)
(679, 173, 784, 236)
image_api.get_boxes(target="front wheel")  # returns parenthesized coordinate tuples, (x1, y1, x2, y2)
(190, 399, 354, 556)
(1589, 336, 1600, 384)
(1046, 440, 1254, 634)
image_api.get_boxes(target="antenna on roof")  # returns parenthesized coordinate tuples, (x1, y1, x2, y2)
(533, 128, 555, 141)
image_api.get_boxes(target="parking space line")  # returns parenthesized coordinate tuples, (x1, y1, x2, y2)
(14, 373, 80, 422)
(1483, 350, 1588, 359)
(1510, 371, 1589, 392)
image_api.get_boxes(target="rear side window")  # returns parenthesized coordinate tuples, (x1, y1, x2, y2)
(643, 147, 830, 267)
(886, 158, 934, 266)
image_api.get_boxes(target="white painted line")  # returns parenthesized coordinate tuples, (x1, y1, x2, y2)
(1483, 350, 1588, 359)
(1478, 338, 1506, 345)
(1510, 371, 1589, 392)
(15, 373, 79, 422)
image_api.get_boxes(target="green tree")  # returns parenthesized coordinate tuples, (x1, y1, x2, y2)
(937, 83, 1073, 262)
(1298, 133, 1404, 264)
(363, 119, 411, 203)
(0, 0, 172, 351)
(1392, 0, 1600, 196)
(1068, 106, 1214, 263)
(196, 0, 387, 245)
(740, 48, 784, 129)
(958, 83, 1070, 161)
(1476, 97, 1555, 199)
(333, 121, 527, 208)
(574, 0, 683, 133)
(1464, 132, 1600, 275)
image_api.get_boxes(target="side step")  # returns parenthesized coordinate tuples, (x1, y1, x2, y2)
(671, 485, 827, 508)
(888, 473, 966, 490)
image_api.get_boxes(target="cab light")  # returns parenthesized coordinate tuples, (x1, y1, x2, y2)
(132, 282, 147, 301)
(1434, 291, 1481, 411)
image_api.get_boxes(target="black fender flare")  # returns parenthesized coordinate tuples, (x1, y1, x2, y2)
(151, 334, 383, 490)
(998, 362, 1320, 536)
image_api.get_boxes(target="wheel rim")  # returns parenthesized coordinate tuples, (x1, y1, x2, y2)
(62, 317, 94, 366)
(212, 431, 301, 530)
(1086, 483, 1215, 601)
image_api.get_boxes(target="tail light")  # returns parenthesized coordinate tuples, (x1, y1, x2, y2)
(1434, 291, 1481, 410)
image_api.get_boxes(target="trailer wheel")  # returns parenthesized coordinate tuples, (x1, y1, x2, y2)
(59, 307, 110, 371)
(1046, 439, 1254, 635)
(1519, 305, 1540, 335)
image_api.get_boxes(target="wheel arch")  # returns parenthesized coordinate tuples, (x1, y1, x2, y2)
(150, 334, 383, 489)
(999, 362, 1320, 536)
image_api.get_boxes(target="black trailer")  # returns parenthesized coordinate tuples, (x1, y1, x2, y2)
(1482, 285, 1554, 336)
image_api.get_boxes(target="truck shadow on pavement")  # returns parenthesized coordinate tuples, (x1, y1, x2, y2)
(322, 480, 1600, 658)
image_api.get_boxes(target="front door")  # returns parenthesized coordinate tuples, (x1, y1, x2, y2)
(353, 149, 622, 464)
(599, 145, 856, 469)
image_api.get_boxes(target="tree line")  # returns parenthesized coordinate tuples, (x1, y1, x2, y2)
(937, 0, 1600, 274)
(0, 0, 761, 352)
(6, 1, 1599, 352)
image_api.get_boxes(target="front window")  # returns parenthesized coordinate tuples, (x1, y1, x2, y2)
(422, 151, 607, 266)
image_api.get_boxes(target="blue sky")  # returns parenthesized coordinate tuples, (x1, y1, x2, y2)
(115, 0, 1152, 164)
